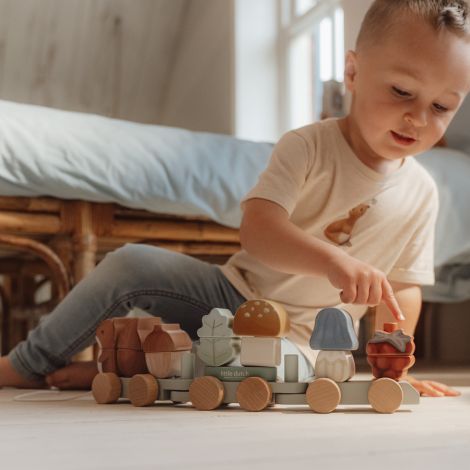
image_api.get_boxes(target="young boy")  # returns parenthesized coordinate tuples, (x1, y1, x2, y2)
(1, 0, 468, 397)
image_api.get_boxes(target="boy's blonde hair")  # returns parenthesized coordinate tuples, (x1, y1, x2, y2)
(357, 0, 470, 50)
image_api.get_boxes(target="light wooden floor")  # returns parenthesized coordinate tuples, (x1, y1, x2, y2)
(0, 367, 469, 470)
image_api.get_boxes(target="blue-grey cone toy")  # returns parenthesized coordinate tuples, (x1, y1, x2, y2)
(309, 307, 359, 351)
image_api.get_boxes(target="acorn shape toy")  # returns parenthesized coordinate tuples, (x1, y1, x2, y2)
(366, 323, 415, 381)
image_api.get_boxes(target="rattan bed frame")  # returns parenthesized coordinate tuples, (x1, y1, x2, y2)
(0, 196, 240, 354)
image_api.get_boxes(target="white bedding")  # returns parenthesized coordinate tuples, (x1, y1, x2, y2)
(0, 100, 271, 228)
(1, 100, 469, 301)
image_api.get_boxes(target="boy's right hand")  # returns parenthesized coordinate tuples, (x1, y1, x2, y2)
(326, 253, 405, 321)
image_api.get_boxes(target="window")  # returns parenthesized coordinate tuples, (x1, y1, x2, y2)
(279, 0, 345, 132)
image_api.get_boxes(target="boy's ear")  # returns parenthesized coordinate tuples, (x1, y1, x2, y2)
(344, 50, 358, 92)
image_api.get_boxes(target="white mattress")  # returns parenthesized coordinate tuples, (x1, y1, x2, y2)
(0, 100, 272, 228)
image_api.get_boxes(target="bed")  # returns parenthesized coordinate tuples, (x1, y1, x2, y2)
(1, 99, 470, 353)
(0, 100, 271, 351)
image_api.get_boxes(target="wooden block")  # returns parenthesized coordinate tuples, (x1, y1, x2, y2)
(92, 372, 122, 404)
(197, 337, 241, 366)
(236, 377, 272, 412)
(368, 378, 404, 414)
(128, 374, 159, 407)
(189, 376, 225, 411)
(233, 299, 290, 337)
(240, 337, 281, 367)
(145, 350, 187, 378)
(204, 365, 277, 382)
(306, 378, 341, 413)
(197, 308, 235, 337)
(314, 350, 355, 382)
(284, 354, 299, 383)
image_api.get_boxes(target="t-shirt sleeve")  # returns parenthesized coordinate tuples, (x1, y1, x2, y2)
(388, 181, 439, 286)
(241, 130, 313, 216)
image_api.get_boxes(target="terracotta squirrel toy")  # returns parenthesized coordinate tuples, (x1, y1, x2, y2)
(96, 317, 162, 377)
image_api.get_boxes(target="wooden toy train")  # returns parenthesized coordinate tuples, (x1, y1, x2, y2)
(92, 300, 419, 414)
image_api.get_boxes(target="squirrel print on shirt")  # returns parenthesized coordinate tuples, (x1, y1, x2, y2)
(324, 202, 373, 246)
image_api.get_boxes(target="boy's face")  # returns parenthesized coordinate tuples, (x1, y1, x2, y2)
(345, 16, 470, 167)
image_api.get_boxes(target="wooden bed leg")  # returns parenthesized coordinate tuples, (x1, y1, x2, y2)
(72, 202, 98, 362)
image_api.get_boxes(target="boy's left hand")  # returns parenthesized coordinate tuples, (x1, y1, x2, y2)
(406, 374, 461, 397)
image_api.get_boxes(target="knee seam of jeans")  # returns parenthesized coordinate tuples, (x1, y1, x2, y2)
(60, 288, 213, 359)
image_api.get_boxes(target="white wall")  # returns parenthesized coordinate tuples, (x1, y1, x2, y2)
(160, 0, 234, 135)
(342, 0, 372, 51)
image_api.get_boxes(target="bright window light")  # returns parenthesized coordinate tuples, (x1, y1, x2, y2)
(319, 17, 333, 82)
(334, 7, 344, 81)
(289, 33, 314, 129)
(295, 0, 318, 16)
(282, 1, 345, 130)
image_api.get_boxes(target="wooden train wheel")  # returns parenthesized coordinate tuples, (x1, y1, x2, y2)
(368, 378, 403, 413)
(92, 372, 121, 404)
(128, 374, 159, 407)
(189, 376, 225, 411)
(306, 378, 341, 413)
(236, 377, 272, 412)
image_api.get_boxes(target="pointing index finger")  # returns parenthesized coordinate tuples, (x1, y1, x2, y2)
(382, 281, 405, 321)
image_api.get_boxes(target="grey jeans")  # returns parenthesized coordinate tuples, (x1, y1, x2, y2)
(9, 244, 313, 382)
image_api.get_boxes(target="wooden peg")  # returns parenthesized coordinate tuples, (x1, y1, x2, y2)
(236, 377, 272, 412)
(306, 378, 341, 413)
(368, 378, 403, 414)
(128, 374, 159, 407)
(284, 354, 299, 383)
(92, 372, 122, 404)
(189, 376, 225, 411)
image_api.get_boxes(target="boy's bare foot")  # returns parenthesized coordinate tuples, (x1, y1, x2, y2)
(46, 361, 98, 390)
(0, 356, 45, 389)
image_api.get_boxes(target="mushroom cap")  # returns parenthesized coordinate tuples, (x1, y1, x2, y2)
(233, 299, 290, 337)
(309, 308, 359, 351)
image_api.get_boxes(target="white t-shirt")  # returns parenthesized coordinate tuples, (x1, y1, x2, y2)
(220, 118, 438, 366)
